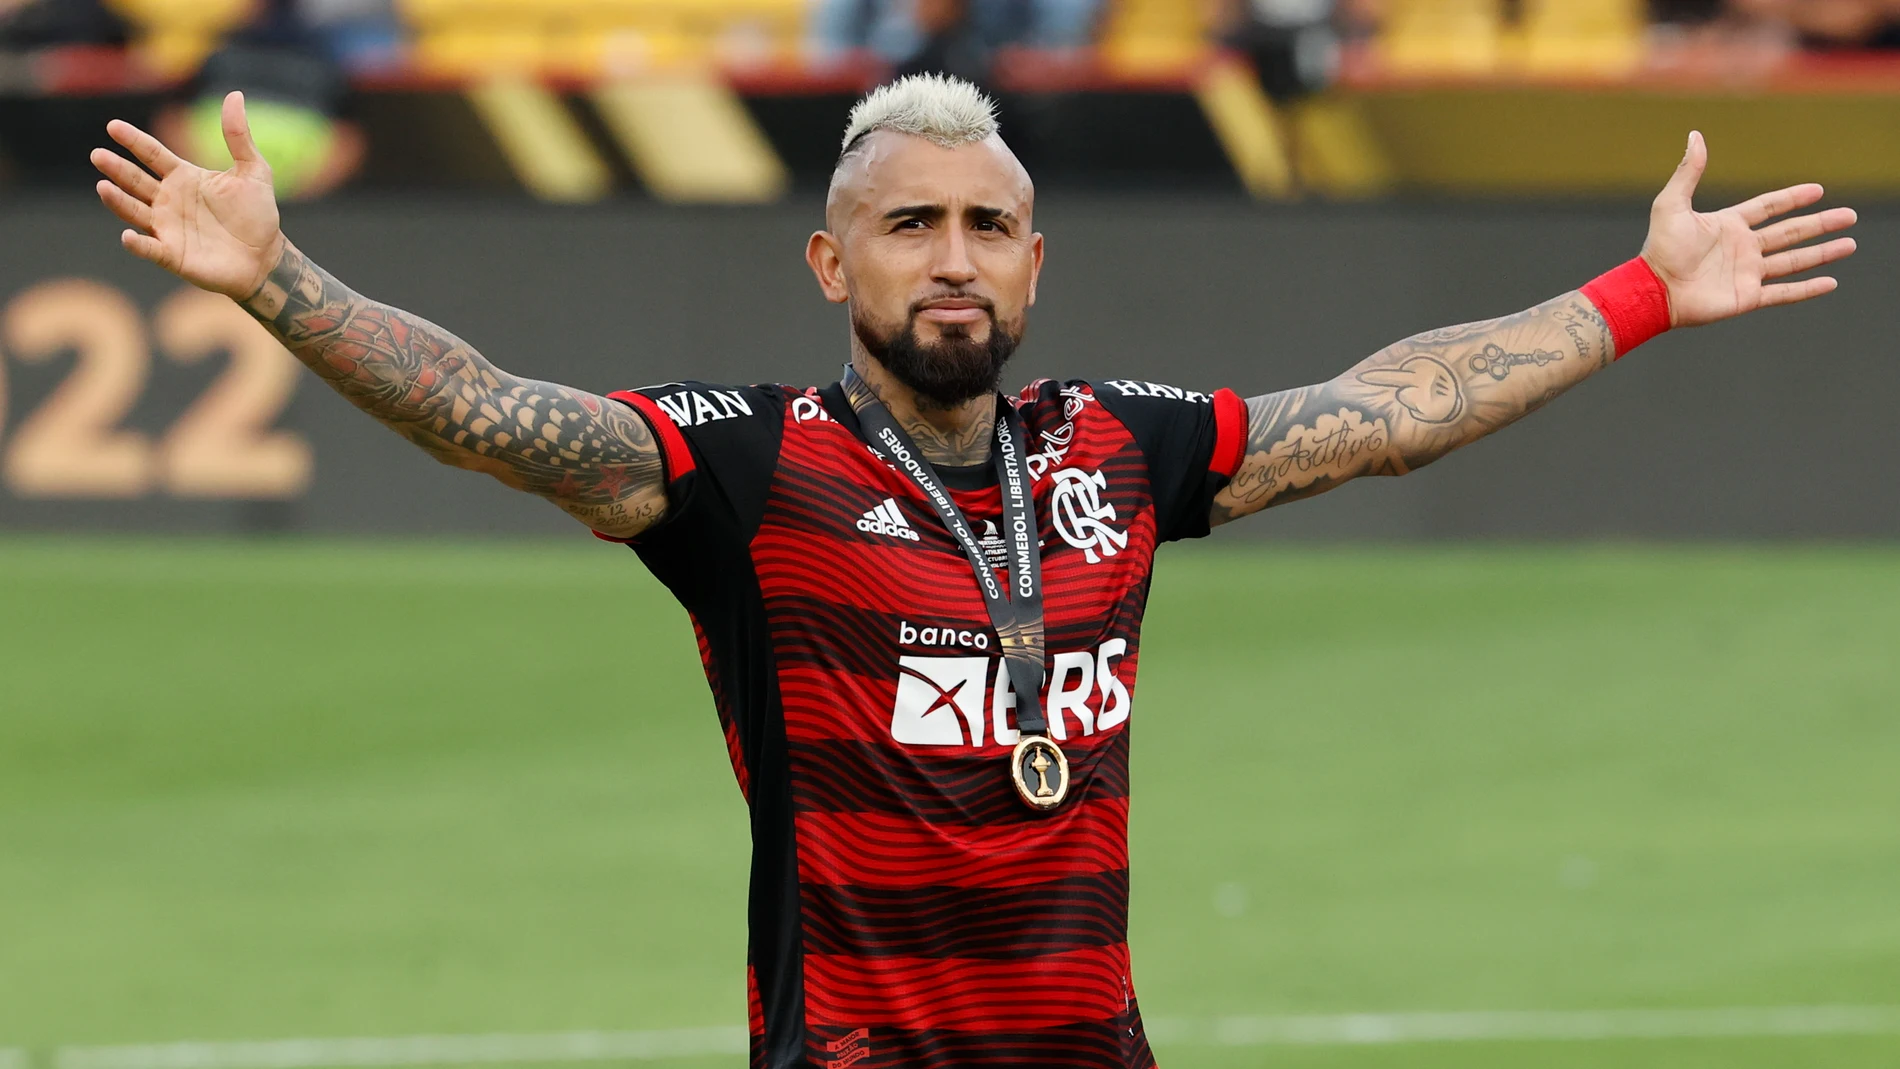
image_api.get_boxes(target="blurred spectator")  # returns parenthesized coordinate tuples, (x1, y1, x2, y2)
(1733, 0, 1900, 48)
(153, 0, 365, 199)
(1650, 0, 1729, 22)
(299, 0, 404, 71)
(893, 0, 996, 82)
(0, 0, 127, 47)
(1646, 0, 1792, 77)
(810, 0, 1100, 82)
(1221, 0, 1338, 99)
(1334, 0, 1382, 38)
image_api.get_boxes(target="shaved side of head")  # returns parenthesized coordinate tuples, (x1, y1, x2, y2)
(826, 74, 1028, 233)
(827, 131, 1033, 235)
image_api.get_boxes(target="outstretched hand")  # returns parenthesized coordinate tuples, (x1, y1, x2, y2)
(91, 91, 284, 300)
(1643, 131, 1857, 327)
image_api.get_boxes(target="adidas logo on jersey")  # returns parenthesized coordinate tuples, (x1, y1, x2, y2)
(855, 498, 920, 541)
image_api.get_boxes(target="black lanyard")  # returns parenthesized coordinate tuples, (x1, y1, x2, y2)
(841, 368, 1049, 738)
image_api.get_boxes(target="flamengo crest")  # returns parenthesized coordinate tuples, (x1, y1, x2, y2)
(1050, 467, 1128, 564)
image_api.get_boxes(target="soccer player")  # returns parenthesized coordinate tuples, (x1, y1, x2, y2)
(90, 74, 1855, 1068)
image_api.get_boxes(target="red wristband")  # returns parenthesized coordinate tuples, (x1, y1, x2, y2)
(1580, 257, 1672, 359)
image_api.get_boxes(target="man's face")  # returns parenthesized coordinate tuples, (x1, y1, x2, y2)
(808, 132, 1044, 408)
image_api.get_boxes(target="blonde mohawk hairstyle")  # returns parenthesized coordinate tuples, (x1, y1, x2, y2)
(839, 73, 999, 156)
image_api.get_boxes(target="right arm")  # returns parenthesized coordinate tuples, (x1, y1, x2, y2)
(241, 242, 666, 537)
(91, 92, 668, 540)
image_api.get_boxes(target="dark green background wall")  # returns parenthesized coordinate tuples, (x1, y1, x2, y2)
(0, 195, 1891, 539)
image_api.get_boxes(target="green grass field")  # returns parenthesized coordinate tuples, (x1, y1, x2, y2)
(2, 539, 1898, 1068)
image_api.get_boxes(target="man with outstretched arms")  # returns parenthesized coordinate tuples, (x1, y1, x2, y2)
(92, 75, 1856, 1069)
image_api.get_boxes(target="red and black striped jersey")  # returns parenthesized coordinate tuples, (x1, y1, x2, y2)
(605, 377, 1246, 1069)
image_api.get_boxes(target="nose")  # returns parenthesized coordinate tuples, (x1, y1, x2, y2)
(931, 226, 977, 287)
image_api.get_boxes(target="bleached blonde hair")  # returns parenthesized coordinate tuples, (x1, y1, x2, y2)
(839, 73, 999, 156)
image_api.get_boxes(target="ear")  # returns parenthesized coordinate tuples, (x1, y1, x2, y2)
(1026, 231, 1044, 307)
(806, 230, 850, 304)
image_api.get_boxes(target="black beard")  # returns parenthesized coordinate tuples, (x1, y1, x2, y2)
(853, 306, 1020, 410)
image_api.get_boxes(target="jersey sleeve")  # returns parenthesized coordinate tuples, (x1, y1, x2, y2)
(596, 381, 785, 547)
(1087, 378, 1248, 542)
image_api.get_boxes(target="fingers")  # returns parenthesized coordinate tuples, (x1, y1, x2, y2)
(1758, 276, 1838, 308)
(96, 179, 153, 231)
(1762, 236, 1857, 280)
(1756, 206, 1857, 253)
(90, 147, 159, 202)
(1731, 182, 1825, 227)
(106, 118, 184, 178)
(220, 91, 265, 167)
(1654, 130, 1707, 214)
(120, 229, 168, 266)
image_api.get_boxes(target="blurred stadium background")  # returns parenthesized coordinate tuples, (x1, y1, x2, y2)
(2, 1, 1899, 1067)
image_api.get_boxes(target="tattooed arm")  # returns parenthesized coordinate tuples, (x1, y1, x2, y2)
(1210, 293, 1610, 524)
(243, 243, 666, 536)
(1212, 131, 1858, 526)
(91, 93, 667, 538)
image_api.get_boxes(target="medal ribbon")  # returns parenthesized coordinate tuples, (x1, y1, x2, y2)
(841, 369, 1050, 738)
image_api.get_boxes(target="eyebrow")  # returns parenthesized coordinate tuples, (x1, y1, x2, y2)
(882, 204, 1020, 226)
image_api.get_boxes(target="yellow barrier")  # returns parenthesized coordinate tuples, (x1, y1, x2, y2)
(104, 0, 253, 77)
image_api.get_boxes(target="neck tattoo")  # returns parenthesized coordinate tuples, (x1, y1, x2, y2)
(846, 362, 995, 467)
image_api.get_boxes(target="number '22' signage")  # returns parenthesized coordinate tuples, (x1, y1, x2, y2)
(0, 278, 311, 500)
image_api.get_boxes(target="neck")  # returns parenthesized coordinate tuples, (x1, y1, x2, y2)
(848, 348, 996, 467)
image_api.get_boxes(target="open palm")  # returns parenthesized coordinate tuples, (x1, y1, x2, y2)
(1642, 131, 1857, 328)
(91, 92, 283, 300)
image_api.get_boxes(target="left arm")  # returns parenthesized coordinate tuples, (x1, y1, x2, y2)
(1210, 290, 1611, 523)
(1212, 131, 1859, 526)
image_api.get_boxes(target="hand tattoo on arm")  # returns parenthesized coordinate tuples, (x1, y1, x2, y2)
(1210, 291, 1614, 525)
(242, 242, 668, 538)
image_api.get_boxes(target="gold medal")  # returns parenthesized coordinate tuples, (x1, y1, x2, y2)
(1009, 735, 1070, 810)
